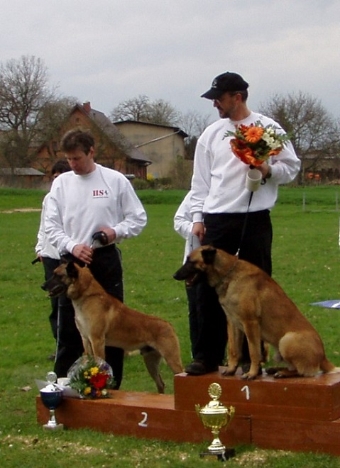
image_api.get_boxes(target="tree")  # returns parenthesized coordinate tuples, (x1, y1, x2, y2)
(36, 96, 78, 162)
(0, 55, 75, 169)
(110, 95, 180, 126)
(259, 92, 340, 184)
(110, 95, 151, 122)
(147, 98, 180, 126)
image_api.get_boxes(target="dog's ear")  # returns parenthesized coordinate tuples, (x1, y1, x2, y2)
(60, 256, 69, 265)
(201, 246, 217, 265)
(66, 261, 79, 279)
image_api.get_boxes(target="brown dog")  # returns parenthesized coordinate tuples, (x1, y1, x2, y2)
(174, 245, 338, 380)
(42, 261, 183, 393)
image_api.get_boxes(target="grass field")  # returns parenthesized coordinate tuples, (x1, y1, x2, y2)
(0, 185, 340, 467)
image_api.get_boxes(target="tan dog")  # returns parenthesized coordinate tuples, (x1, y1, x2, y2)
(174, 245, 338, 380)
(42, 261, 183, 393)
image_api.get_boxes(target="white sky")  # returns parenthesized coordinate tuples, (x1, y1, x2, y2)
(1, 0, 339, 124)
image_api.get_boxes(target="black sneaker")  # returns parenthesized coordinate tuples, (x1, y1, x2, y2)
(185, 361, 219, 375)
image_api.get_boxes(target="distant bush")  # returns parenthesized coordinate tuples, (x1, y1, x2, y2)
(132, 178, 150, 190)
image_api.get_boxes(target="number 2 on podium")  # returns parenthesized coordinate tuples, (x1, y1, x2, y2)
(138, 411, 148, 427)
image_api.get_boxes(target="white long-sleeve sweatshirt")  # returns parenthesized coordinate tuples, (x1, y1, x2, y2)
(174, 191, 201, 263)
(190, 112, 301, 222)
(35, 193, 60, 259)
(45, 164, 147, 255)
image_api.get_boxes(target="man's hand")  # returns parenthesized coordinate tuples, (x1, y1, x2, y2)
(72, 244, 93, 265)
(192, 222, 205, 243)
(97, 227, 117, 244)
(258, 162, 271, 179)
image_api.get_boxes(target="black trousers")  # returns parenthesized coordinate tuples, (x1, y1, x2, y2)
(191, 209, 273, 367)
(54, 245, 124, 389)
(41, 256, 60, 341)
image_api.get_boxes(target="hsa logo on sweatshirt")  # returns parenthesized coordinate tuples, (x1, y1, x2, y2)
(92, 189, 109, 198)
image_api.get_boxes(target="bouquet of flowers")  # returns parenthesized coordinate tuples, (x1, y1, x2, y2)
(224, 120, 290, 167)
(67, 355, 115, 399)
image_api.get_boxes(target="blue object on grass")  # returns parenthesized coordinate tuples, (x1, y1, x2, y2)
(311, 300, 340, 309)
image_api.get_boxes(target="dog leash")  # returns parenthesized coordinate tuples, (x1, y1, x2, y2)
(235, 191, 254, 257)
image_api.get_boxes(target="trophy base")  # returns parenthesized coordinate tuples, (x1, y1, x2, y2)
(43, 422, 64, 431)
(199, 448, 235, 462)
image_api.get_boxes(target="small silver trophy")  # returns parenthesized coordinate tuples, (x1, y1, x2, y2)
(40, 371, 64, 430)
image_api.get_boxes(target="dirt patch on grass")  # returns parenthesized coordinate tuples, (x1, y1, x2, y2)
(2, 434, 104, 455)
(0, 208, 41, 213)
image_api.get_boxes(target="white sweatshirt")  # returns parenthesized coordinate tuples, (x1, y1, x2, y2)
(190, 112, 301, 222)
(174, 191, 201, 263)
(45, 164, 147, 255)
(35, 193, 60, 259)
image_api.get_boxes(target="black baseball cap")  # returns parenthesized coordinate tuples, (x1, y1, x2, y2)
(201, 72, 249, 99)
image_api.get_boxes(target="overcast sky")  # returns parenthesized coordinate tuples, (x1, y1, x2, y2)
(1, 0, 339, 125)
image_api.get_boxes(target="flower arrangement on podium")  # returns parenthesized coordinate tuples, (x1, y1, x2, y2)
(67, 355, 115, 399)
(224, 120, 290, 167)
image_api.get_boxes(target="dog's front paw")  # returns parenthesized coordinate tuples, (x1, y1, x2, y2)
(221, 367, 237, 376)
(241, 372, 257, 380)
(273, 369, 299, 378)
(273, 372, 285, 379)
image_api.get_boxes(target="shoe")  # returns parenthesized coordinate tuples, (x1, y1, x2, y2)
(185, 360, 219, 375)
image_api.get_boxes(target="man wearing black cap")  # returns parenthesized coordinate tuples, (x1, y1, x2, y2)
(185, 71, 300, 376)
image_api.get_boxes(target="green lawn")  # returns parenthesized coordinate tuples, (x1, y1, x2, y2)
(0, 186, 340, 467)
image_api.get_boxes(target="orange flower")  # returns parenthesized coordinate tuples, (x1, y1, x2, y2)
(244, 126, 264, 143)
(238, 124, 249, 135)
(230, 140, 261, 166)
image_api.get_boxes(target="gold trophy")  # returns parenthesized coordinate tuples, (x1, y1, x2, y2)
(196, 383, 235, 461)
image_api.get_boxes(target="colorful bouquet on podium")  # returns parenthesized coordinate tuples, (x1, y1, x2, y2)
(67, 355, 115, 399)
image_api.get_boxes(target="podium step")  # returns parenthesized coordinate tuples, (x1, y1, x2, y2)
(36, 369, 340, 456)
(174, 367, 340, 421)
(36, 390, 250, 446)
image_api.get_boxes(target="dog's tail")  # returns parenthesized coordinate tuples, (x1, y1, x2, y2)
(326, 367, 340, 374)
(321, 358, 340, 374)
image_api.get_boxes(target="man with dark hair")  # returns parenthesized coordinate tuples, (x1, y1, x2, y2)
(45, 128, 147, 387)
(60, 128, 95, 155)
(35, 159, 72, 349)
(185, 72, 301, 376)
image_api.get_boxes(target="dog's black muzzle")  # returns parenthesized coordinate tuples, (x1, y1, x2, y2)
(173, 262, 204, 287)
(41, 276, 68, 297)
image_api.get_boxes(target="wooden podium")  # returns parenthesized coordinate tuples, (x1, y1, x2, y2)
(36, 368, 340, 456)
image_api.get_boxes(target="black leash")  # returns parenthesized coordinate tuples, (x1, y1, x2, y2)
(235, 191, 254, 257)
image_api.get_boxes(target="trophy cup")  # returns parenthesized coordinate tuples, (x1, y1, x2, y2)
(196, 383, 235, 461)
(40, 371, 64, 430)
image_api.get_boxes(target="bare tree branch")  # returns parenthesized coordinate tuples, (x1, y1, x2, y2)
(259, 91, 340, 183)
(0, 55, 76, 169)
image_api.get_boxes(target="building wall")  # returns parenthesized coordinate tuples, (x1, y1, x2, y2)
(116, 122, 186, 179)
(0, 174, 45, 189)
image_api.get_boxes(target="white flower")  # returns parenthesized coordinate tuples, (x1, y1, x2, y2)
(262, 132, 284, 150)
